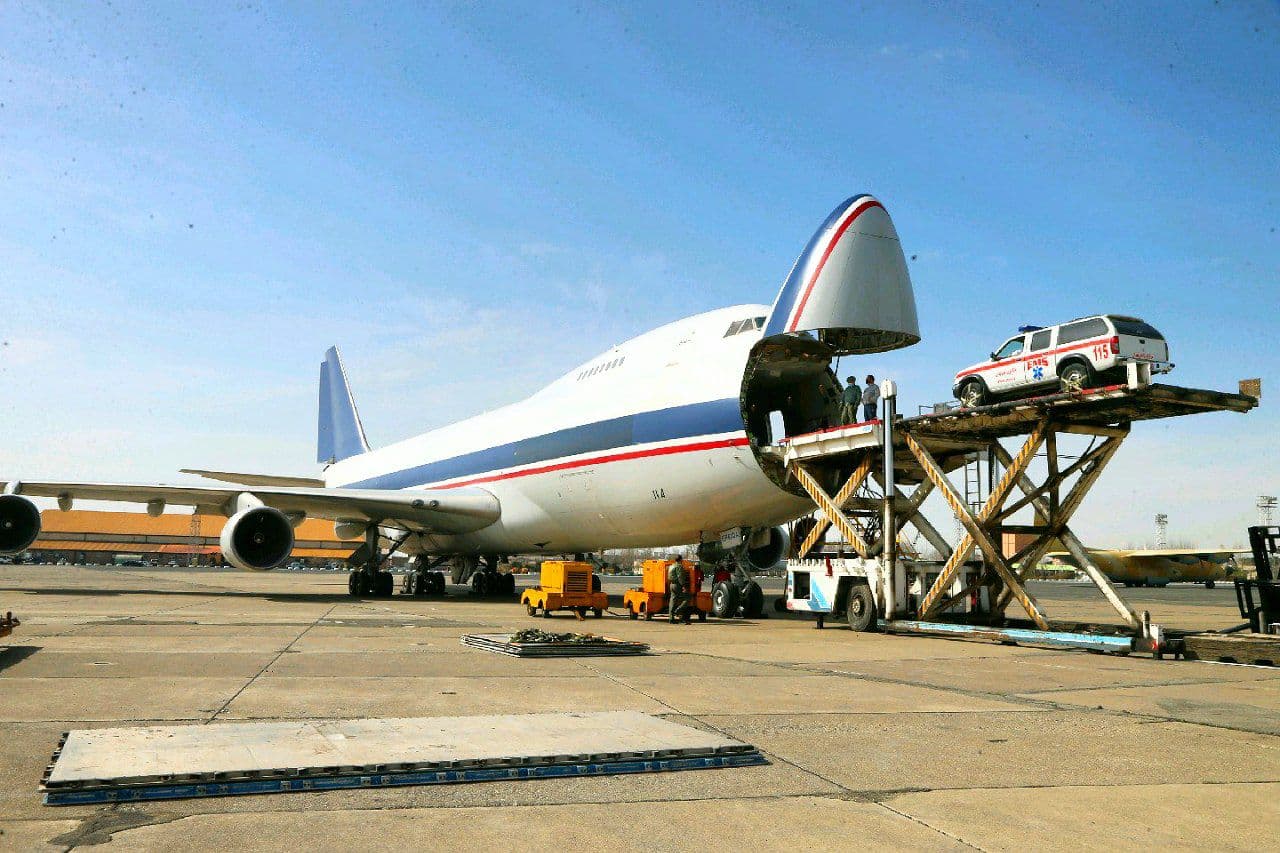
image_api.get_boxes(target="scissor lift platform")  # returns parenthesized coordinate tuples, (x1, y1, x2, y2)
(768, 381, 1257, 649)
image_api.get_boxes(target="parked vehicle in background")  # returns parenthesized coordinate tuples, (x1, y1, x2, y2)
(953, 314, 1172, 407)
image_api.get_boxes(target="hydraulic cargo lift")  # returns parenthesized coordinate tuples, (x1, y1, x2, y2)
(770, 374, 1257, 654)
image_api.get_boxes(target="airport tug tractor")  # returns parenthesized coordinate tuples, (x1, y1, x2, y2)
(623, 559, 712, 621)
(521, 560, 607, 619)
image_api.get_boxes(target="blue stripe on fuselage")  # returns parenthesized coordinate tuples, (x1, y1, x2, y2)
(763, 194, 870, 337)
(340, 398, 746, 490)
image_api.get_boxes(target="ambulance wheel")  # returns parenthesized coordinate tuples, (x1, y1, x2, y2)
(958, 379, 987, 408)
(526, 603, 537, 616)
(1059, 361, 1094, 393)
(845, 583, 876, 632)
(711, 582, 738, 618)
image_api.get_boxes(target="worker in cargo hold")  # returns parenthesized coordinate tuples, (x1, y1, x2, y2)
(840, 376, 859, 424)
(667, 556, 692, 624)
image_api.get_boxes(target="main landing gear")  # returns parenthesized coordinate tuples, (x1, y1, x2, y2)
(346, 526, 407, 599)
(699, 547, 766, 620)
(401, 555, 448, 597)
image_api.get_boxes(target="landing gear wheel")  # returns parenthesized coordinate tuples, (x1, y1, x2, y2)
(376, 571, 394, 597)
(1059, 362, 1094, 393)
(430, 572, 446, 595)
(958, 378, 987, 408)
(348, 571, 362, 597)
(741, 581, 764, 618)
(845, 583, 876, 632)
(472, 572, 490, 596)
(711, 581, 738, 619)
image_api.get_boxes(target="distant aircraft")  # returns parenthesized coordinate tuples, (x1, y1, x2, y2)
(1041, 548, 1240, 588)
(1, 194, 919, 614)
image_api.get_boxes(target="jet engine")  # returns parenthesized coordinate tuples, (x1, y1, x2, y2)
(220, 506, 294, 571)
(0, 494, 41, 555)
(745, 525, 790, 571)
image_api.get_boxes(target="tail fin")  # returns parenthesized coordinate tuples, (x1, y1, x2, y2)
(317, 346, 371, 464)
(762, 194, 920, 355)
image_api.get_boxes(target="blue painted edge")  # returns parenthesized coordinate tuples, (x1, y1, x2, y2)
(43, 752, 769, 806)
(342, 397, 745, 490)
(886, 620, 1134, 652)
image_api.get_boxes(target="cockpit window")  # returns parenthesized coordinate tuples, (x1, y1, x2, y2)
(725, 317, 766, 337)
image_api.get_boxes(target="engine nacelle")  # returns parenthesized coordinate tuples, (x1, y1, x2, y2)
(745, 525, 790, 571)
(0, 494, 41, 555)
(219, 506, 294, 571)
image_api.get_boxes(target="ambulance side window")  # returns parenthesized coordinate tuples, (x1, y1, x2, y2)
(1029, 329, 1052, 351)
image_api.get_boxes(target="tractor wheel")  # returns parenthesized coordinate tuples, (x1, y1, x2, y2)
(845, 582, 876, 632)
(526, 603, 537, 616)
(593, 608, 603, 618)
(628, 605, 638, 620)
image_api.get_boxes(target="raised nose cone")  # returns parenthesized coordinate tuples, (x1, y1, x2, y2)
(763, 194, 920, 354)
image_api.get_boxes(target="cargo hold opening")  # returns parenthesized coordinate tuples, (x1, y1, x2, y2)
(740, 334, 842, 493)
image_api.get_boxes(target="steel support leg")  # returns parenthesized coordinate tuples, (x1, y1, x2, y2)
(791, 464, 871, 558)
(796, 455, 874, 559)
(918, 420, 1048, 620)
(903, 432, 1050, 630)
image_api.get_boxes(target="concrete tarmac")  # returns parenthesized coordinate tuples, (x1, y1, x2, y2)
(1, 565, 1278, 851)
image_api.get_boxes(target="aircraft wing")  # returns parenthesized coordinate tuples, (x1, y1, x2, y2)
(0, 480, 500, 535)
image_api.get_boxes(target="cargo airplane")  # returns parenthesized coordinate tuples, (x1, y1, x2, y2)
(1, 194, 919, 615)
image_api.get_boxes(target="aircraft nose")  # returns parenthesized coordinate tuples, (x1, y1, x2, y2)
(763, 194, 920, 354)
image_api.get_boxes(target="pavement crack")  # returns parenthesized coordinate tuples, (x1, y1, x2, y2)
(202, 603, 337, 723)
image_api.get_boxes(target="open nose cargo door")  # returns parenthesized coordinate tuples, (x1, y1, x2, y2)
(744, 195, 920, 492)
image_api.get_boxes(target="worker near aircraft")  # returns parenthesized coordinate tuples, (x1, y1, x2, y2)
(840, 376, 859, 424)
(667, 556, 692, 624)
(862, 375, 880, 421)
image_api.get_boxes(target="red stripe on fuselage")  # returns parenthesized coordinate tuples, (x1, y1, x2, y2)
(431, 436, 751, 490)
(955, 336, 1111, 380)
(787, 199, 883, 333)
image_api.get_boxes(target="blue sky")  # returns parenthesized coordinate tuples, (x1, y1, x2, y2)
(1, 1, 1276, 546)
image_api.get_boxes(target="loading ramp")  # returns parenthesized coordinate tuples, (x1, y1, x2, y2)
(768, 380, 1258, 652)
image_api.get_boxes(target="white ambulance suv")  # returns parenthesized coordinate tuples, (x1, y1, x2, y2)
(953, 315, 1172, 407)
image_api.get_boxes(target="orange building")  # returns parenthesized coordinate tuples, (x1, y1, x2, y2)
(29, 510, 356, 566)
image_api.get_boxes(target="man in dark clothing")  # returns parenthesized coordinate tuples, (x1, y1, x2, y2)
(667, 556, 692, 624)
(840, 376, 859, 424)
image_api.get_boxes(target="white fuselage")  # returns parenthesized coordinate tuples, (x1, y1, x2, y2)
(323, 305, 811, 554)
